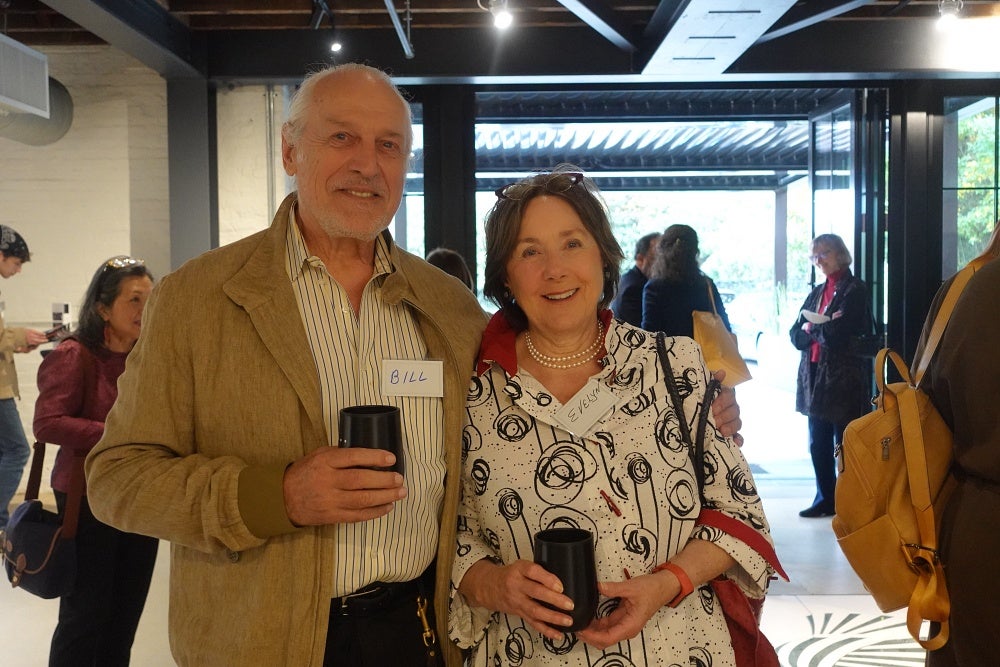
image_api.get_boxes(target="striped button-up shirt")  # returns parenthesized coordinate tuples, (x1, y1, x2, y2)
(285, 209, 444, 596)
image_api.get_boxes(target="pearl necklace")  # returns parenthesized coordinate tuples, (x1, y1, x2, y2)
(524, 322, 604, 369)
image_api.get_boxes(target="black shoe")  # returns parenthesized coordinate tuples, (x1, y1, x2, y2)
(798, 504, 835, 518)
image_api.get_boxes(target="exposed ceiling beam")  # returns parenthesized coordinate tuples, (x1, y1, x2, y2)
(553, 0, 638, 52)
(310, 0, 334, 30)
(732, 17, 1000, 78)
(199, 18, 1000, 86)
(40, 0, 204, 78)
(384, 0, 415, 59)
(44, 3, 997, 86)
(643, 0, 691, 44)
(205, 27, 635, 84)
(757, 0, 873, 43)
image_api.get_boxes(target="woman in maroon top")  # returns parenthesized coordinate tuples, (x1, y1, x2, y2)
(34, 256, 155, 667)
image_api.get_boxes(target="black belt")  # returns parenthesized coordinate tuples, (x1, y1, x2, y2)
(333, 579, 421, 617)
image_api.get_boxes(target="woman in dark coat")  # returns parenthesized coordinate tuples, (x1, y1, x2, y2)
(641, 224, 731, 337)
(789, 233, 872, 518)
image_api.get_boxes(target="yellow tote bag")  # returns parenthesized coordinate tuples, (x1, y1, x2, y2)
(692, 279, 752, 386)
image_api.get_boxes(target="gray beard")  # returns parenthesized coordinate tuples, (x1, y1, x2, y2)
(313, 212, 390, 242)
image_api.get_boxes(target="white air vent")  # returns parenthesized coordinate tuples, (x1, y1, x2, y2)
(643, 0, 798, 76)
(0, 33, 49, 118)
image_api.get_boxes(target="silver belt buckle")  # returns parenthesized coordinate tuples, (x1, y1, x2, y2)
(338, 585, 383, 615)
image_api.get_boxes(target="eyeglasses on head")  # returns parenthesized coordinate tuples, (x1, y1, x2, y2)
(494, 171, 585, 201)
(104, 255, 145, 271)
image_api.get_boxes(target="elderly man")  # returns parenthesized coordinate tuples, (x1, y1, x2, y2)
(610, 231, 660, 327)
(87, 64, 741, 666)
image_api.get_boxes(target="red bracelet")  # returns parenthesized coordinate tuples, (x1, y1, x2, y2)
(653, 561, 694, 608)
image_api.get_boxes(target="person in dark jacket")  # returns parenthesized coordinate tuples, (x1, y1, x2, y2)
(641, 224, 730, 337)
(426, 246, 474, 291)
(789, 233, 872, 518)
(920, 226, 1000, 667)
(610, 231, 660, 327)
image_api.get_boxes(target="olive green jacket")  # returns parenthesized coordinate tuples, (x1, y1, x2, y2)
(86, 194, 487, 666)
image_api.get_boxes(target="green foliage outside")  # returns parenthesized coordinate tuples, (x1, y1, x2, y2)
(952, 102, 998, 265)
(465, 182, 816, 335)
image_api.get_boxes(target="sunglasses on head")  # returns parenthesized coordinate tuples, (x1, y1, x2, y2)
(494, 171, 585, 201)
(103, 256, 144, 271)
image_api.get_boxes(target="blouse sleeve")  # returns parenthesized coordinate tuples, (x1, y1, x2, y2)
(678, 338, 782, 598)
(449, 397, 503, 650)
(33, 340, 105, 451)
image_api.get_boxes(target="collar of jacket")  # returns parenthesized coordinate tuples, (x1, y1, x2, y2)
(477, 308, 614, 377)
(222, 193, 414, 306)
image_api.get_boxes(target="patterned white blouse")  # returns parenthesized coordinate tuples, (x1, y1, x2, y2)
(449, 312, 781, 667)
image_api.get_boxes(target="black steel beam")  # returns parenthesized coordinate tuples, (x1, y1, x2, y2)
(733, 19, 1000, 80)
(201, 20, 1000, 85)
(554, 0, 639, 52)
(205, 27, 635, 83)
(758, 0, 872, 43)
(639, 0, 689, 69)
(40, 0, 204, 78)
(401, 174, 811, 193)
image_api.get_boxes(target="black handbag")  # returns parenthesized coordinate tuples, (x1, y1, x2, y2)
(1, 441, 85, 599)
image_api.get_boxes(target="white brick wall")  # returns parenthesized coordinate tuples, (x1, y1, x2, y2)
(217, 83, 292, 246)
(1, 47, 297, 510)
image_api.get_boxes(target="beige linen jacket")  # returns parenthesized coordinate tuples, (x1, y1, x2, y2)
(0, 303, 29, 399)
(86, 194, 487, 666)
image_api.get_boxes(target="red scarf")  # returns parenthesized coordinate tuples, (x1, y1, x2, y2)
(810, 269, 846, 363)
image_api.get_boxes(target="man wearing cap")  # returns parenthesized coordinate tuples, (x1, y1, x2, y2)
(0, 225, 47, 531)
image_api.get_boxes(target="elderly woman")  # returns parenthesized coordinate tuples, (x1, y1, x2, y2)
(34, 256, 157, 666)
(449, 167, 782, 666)
(789, 233, 873, 518)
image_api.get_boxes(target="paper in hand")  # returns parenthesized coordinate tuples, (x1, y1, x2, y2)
(800, 310, 831, 324)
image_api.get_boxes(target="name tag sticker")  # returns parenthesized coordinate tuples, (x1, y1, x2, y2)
(382, 360, 444, 397)
(553, 379, 617, 434)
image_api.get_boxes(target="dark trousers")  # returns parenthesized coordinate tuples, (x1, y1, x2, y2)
(324, 586, 440, 667)
(49, 492, 159, 667)
(807, 415, 845, 510)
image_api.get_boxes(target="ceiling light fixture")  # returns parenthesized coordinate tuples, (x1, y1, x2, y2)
(309, 0, 342, 53)
(478, 0, 513, 31)
(938, 0, 963, 28)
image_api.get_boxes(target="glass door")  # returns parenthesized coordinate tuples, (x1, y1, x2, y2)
(808, 91, 888, 344)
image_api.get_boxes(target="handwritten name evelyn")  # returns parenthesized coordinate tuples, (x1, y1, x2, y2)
(565, 384, 603, 424)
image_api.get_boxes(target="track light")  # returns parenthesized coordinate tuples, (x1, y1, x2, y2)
(938, 0, 963, 28)
(479, 0, 513, 31)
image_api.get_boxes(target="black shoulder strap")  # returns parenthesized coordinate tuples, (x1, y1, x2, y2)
(655, 332, 721, 500)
